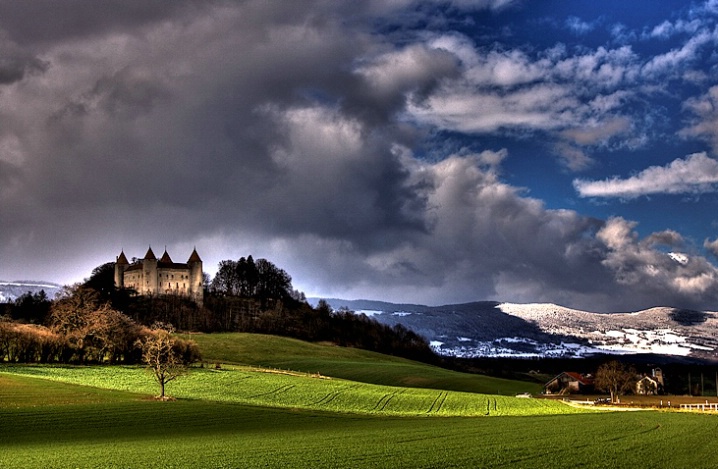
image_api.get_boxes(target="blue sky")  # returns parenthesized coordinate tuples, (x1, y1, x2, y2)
(2, 0, 718, 311)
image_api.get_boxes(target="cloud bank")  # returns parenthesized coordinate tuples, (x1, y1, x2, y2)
(1, 1, 718, 312)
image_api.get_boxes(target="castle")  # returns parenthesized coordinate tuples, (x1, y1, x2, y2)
(114, 247, 203, 305)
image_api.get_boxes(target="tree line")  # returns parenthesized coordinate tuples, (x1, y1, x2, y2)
(1, 256, 435, 364)
(0, 285, 199, 365)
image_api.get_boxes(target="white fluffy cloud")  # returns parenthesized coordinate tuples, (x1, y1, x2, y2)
(705, 237, 718, 256)
(597, 217, 718, 297)
(573, 152, 718, 198)
(681, 85, 718, 152)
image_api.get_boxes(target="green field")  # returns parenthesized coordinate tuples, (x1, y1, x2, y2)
(1, 373, 717, 468)
(183, 332, 540, 395)
(1, 364, 574, 417)
(2, 333, 718, 468)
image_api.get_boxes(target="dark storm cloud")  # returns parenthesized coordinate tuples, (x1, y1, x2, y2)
(2, 0, 718, 311)
(0, 0, 200, 45)
(0, 1, 436, 273)
(0, 33, 48, 84)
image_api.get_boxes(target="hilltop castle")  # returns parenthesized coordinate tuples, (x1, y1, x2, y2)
(114, 247, 203, 305)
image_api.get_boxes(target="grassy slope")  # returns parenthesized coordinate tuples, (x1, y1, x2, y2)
(0, 373, 139, 407)
(4, 335, 716, 468)
(0, 377, 716, 469)
(2, 342, 717, 468)
(183, 332, 538, 395)
(1, 365, 574, 417)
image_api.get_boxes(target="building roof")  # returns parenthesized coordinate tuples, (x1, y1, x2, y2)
(544, 372, 594, 388)
(160, 249, 173, 263)
(116, 251, 129, 265)
(120, 247, 198, 272)
(144, 247, 157, 260)
(187, 248, 202, 263)
(561, 372, 594, 386)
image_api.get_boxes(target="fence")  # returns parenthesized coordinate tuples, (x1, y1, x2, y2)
(680, 402, 718, 411)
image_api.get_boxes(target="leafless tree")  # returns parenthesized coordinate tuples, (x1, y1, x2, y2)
(142, 324, 187, 400)
(595, 361, 637, 403)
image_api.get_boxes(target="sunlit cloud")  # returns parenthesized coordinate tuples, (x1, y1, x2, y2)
(574, 152, 718, 198)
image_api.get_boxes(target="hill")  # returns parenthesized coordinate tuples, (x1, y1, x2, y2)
(2, 332, 717, 468)
(313, 299, 718, 361)
(182, 332, 540, 395)
(0, 280, 62, 303)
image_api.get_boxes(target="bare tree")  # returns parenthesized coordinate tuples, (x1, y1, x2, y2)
(85, 304, 141, 363)
(142, 324, 186, 400)
(595, 361, 637, 403)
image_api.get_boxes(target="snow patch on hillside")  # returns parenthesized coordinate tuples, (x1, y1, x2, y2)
(0, 280, 62, 303)
(355, 310, 383, 317)
(494, 302, 716, 358)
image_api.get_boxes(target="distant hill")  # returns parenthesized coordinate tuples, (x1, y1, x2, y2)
(310, 298, 718, 361)
(0, 281, 63, 303)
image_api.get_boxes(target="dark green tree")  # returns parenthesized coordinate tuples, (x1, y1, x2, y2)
(211, 260, 240, 295)
(83, 262, 116, 299)
(12, 290, 51, 323)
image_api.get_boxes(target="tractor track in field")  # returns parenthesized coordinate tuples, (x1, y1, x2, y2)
(312, 384, 361, 406)
(373, 391, 402, 411)
(248, 384, 295, 399)
(427, 391, 448, 414)
(314, 392, 340, 406)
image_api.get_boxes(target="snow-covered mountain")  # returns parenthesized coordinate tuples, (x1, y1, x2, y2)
(314, 299, 718, 360)
(0, 281, 63, 303)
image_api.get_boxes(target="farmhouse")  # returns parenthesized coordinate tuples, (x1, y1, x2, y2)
(114, 247, 203, 305)
(636, 368, 664, 395)
(543, 372, 595, 395)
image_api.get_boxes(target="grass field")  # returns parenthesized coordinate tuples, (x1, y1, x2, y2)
(2, 373, 718, 468)
(182, 332, 540, 395)
(3, 333, 718, 468)
(1, 364, 575, 417)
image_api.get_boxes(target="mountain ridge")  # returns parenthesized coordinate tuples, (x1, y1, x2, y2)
(310, 298, 718, 360)
(0, 280, 63, 303)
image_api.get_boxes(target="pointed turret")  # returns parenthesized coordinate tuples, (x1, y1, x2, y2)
(187, 247, 203, 306)
(114, 250, 129, 289)
(160, 249, 173, 263)
(142, 246, 159, 294)
(187, 248, 202, 263)
(116, 250, 129, 265)
(144, 246, 157, 260)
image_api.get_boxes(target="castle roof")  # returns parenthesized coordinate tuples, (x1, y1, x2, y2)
(144, 247, 157, 260)
(121, 247, 198, 271)
(116, 251, 129, 265)
(160, 249, 173, 263)
(187, 248, 202, 263)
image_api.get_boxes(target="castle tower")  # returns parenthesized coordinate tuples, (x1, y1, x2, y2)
(114, 250, 129, 289)
(652, 368, 664, 386)
(142, 246, 159, 295)
(187, 248, 203, 305)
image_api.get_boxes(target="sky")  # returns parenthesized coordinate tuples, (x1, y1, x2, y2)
(3, 0, 718, 312)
